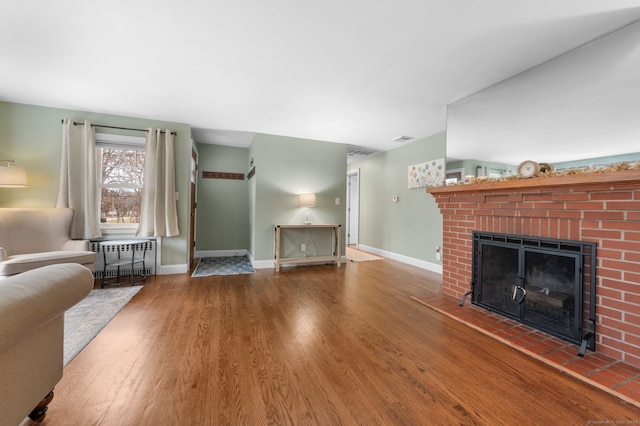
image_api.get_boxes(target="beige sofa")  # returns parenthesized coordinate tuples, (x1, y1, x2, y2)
(0, 263, 94, 426)
(0, 208, 96, 278)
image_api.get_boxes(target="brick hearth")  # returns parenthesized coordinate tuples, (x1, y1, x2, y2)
(428, 169, 640, 367)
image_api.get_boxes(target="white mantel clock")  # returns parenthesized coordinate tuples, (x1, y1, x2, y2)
(517, 160, 541, 178)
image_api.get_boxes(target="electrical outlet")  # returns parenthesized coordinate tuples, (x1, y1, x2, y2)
(301, 244, 307, 252)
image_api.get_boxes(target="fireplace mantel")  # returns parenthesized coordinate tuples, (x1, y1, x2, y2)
(428, 167, 640, 367)
(428, 169, 640, 195)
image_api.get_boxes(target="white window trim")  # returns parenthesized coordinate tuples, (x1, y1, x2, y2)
(100, 223, 139, 236)
(97, 133, 146, 235)
(96, 132, 146, 147)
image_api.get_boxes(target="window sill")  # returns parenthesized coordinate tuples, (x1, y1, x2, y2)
(101, 224, 139, 237)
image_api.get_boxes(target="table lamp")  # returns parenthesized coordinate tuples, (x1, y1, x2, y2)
(0, 160, 27, 187)
(298, 193, 316, 224)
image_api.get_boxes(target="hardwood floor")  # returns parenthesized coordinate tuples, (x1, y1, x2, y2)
(42, 259, 639, 425)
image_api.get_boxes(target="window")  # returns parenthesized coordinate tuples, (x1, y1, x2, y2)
(96, 134, 146, 229)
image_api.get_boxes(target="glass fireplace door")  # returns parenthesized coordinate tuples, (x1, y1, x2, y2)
(521, 249, 581, 342)
(474, 239, 583, 344)
(476, 242, 521, 318)
(472, 231, 596, 350)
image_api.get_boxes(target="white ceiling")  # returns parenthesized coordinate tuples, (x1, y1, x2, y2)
(1, 1, 640, 162)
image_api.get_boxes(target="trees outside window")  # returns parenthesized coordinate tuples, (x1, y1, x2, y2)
(100, 147, 145, 224)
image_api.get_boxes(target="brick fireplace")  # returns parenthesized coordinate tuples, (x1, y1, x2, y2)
(428, 169, 640, 367)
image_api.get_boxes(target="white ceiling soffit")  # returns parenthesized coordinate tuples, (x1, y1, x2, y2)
(1, 1, 640, 158)
(191, 128, 256, 148)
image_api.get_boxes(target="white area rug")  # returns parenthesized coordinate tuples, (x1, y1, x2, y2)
(63, 286, 142, 366)
(345, 247, 384, 262)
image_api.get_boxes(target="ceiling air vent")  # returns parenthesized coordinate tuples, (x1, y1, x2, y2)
(347, 145, 379, 163)
(392, 135, 414, 143)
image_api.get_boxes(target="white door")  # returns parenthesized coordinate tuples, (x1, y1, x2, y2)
(346, 170, 360, 245)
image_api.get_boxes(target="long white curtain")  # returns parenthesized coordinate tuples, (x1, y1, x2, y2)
(136, 129, 179, 237)
(56, 119, 102, 239)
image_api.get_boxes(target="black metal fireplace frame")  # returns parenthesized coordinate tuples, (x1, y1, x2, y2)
(471, 231, 597, 354)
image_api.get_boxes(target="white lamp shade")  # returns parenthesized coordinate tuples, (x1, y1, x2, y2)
(0, 162, 27, 187)
(298, 193, 316, 208)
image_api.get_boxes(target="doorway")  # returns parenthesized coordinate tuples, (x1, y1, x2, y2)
(189, 148, 198, 270)
(346, 169, 360, 246)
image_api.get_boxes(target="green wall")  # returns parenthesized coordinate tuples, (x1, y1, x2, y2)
(250, 134, 347, 262)
(0, 101, 192, 269)
(350, 132, 445, 265)
(195, 144, 250, 251)
(1, 100, 449, 271)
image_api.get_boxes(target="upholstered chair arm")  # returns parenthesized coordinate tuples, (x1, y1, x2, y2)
(0, 263, 94, 354)
(63, 239, 90, 251)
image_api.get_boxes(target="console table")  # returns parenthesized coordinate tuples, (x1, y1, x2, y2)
(274, 224, 341, 272)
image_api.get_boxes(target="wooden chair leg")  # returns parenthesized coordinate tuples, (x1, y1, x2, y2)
(28, 389, 54, 422)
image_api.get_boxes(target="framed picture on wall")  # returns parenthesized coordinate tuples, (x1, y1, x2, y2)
(408, 158, 445, 188)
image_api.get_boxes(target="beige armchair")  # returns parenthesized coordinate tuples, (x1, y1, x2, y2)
(0, 208, 96, 277)
(0, 263, 94, 426)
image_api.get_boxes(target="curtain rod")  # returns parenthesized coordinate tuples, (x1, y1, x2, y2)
(61, 120, 177, 135)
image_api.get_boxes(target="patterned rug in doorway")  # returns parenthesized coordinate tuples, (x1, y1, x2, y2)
(192, 255, 256, 277)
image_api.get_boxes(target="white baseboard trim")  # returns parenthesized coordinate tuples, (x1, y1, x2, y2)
(157, 264, 189, 275)
(195, 249, 248, 258)
(357, 244, 443, 274)
(251, 256, 274, 269)
(252, 261, 274, 269)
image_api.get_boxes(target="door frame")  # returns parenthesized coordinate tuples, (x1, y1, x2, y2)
(346, 168, 360, 246)
(189, 146, 198, 270)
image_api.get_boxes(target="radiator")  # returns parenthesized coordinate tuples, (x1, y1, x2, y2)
(90, 239, 157, 278)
